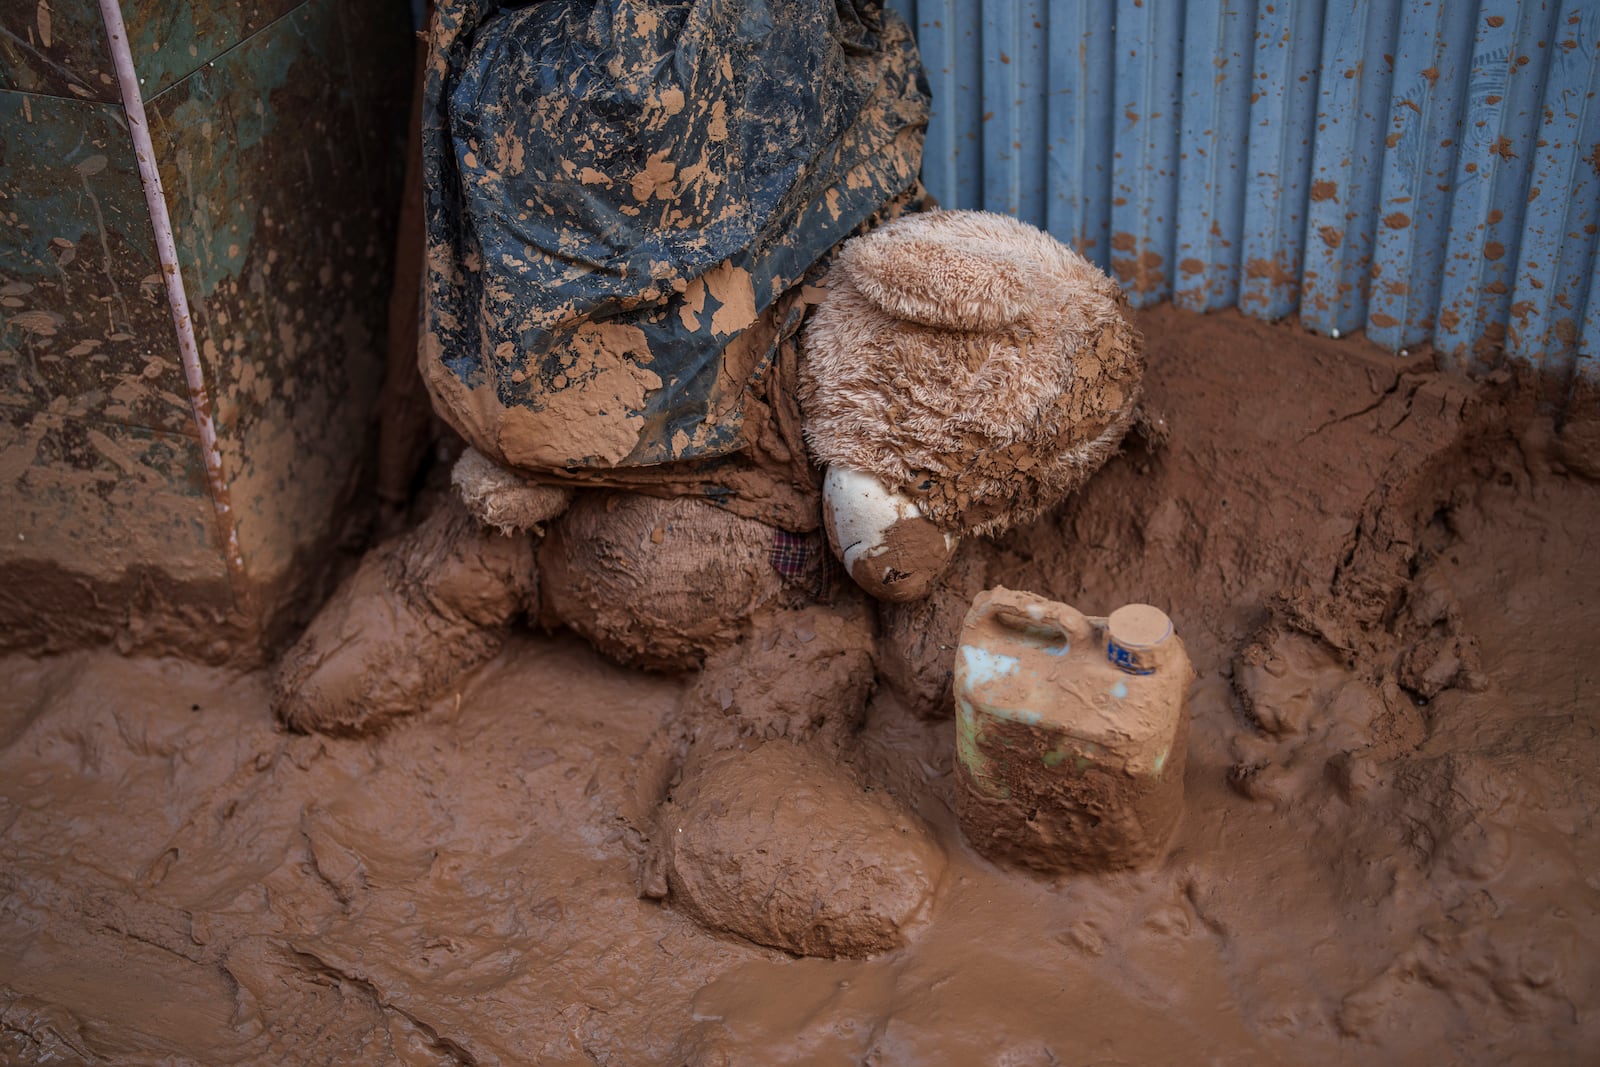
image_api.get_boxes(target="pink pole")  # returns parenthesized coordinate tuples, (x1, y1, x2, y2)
(97, 0, 252, 615)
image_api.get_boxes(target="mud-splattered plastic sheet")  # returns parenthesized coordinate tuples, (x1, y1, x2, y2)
(420, 0, 928, 516)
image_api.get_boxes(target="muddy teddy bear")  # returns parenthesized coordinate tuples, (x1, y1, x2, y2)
(272, 210, 1144, 719)
(274, 0, 1141, 959)
(274, 207, 1142, 955)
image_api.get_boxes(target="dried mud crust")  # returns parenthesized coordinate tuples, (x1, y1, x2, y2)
(3, 307, 1600, 1064)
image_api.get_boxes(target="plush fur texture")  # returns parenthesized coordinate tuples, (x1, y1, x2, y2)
(452, 447, 573, 534)
(800, 209, 1143, 537)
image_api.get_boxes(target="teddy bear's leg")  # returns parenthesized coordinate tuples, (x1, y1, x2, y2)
(874, 536, 995, 718)
(677, 594, 878, 749)
(535, 492, 792, 671)
(635, 597, 948, 959)
(273, 449, 566, 735)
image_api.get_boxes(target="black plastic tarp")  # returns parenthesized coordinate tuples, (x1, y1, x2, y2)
(420, 0, 928, 520)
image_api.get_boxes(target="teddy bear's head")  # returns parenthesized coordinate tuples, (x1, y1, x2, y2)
(800, 209, 1144, 601)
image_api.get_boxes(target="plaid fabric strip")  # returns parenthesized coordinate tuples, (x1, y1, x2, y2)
(768, 529, 840, 602)
(768, 530, 813, 582)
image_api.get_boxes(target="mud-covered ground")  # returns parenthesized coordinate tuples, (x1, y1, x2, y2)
(3, 307, 1597, 1064)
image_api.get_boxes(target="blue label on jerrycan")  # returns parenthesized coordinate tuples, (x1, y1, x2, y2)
(1106, 641, 1150, 674)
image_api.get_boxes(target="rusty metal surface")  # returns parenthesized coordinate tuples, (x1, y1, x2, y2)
(890, 0, 1600, 383)
(0, 90, 193, 435)
(1238, 0, 1326, 321)
(1500, 0, 1598, 379)
(1111, 0, 1184, 306)
(1174, 1, 1252, 312)
(145, 0, 406, 591)
(0, 0, 119, 102)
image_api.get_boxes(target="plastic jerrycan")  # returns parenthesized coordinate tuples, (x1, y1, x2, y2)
(953, 587, 1192, 873)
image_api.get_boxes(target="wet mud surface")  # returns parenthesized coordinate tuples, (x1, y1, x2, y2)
(4, 306, 1599, 1064)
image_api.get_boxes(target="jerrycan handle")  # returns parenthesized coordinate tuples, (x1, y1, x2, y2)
(986, 600, 1100, 650)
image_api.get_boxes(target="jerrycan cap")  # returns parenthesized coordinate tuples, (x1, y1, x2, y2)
(1105, 604, 1172, 675)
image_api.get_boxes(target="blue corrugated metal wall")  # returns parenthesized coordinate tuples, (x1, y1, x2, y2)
(890, 0, 1600, 387)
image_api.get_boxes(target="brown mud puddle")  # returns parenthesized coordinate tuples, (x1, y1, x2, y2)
(3, 306, 1598, 1064)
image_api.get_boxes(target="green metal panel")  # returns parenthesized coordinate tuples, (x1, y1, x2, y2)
(121, 0, 303, 98)
(0, 0, 120, 102)
(1, 0, 409, 657)
(0, 404, 221, 582)
(145, 0, 405, 594)
(0, 90, 192, 435)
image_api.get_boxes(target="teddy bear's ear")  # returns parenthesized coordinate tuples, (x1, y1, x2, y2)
(843, 231, 1042, 331)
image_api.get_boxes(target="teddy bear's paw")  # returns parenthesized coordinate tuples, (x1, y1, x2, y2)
(652, 741, 945, 958)
(451, 446, 572, 534)
(680, 599, 877, 748)
(272, 498, 537, 736)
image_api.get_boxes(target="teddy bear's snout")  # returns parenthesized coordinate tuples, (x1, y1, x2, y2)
(821, 466, 960, 602)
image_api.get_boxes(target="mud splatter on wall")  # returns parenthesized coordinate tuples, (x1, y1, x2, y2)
(0, 0, 409, 659)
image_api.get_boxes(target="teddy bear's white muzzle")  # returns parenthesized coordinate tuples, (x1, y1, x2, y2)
(822, 466, 959, 602)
